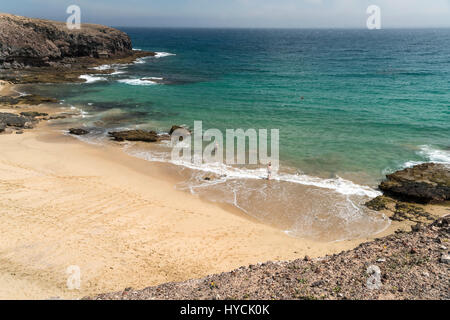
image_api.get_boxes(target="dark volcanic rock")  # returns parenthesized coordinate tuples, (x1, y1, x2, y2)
(109, 130, 159, 142)
(0, 94, 57, 106)
(0, 122, 5, 133)
(49, 115, 67, 120)
(20, 111, 48, 117)
(0, 13, 133, 68)
(380, 163, 450, 203)
(69, 128, 89, 136)
(169, 125, 190, 136)
(169, 125, 191, 142)
(0, 112, 32, 127)
(365, 195, 394, 211)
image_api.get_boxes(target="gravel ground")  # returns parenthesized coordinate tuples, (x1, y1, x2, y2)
(89, 216, 449, 300)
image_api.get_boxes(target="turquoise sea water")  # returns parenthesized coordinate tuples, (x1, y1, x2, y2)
(27, 29, 450, 241)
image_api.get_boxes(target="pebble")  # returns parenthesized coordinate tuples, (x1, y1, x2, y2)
(310, 280, 324, 287)
(439, 245, 447, 250)
(377, 258, 386, 263)
(440, 254, 450, 264)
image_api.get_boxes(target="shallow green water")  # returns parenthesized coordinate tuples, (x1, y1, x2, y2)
(30, 28, 450, 185)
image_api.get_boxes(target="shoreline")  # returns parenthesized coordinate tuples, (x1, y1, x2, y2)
(1, 80, 448, 299)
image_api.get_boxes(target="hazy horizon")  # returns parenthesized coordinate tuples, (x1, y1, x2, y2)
(2, 0, 450, 29)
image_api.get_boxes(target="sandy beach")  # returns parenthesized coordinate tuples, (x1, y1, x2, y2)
(1, 80, 448, 300)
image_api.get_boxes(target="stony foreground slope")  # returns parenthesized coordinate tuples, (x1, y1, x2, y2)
(89, 163, 449, 300)
(0, 13, 132, 68)
(90, 216, 449, 300)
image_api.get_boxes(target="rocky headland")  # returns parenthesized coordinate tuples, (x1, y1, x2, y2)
(0, 13, 155, 83)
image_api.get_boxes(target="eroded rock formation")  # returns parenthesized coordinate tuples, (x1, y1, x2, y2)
(0, 13, 133, 69)
(380, 163, 450, 203)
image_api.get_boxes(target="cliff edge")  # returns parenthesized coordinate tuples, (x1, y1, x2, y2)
(0, 13, 133, 69)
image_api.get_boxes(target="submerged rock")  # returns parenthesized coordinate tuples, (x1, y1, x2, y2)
(69, 128, 89, 136)
(49, 115, 67, 120)
(380, 163, 450, 203)
(0, 94, 57, 106)
(108, 130, 159, 142)
(20, 111, 48, 117)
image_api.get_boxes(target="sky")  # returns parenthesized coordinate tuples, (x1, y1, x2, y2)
(1, 0, 450, 28)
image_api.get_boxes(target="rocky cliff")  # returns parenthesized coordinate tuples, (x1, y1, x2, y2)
(0, 13, 133, 68)
(380, 163, 450, 203)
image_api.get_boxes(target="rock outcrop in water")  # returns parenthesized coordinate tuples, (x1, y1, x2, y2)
(69, 128, 89, 136)
(0, 13, 133, 69)
(379, 163, 450, 203)
(109, 130, 160, 142)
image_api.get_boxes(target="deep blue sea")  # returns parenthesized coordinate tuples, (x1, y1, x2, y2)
(27, 28, 450, 241)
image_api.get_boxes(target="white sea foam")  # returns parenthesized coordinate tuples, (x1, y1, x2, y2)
(403, 145, 450, 168)
(125, 147, 381, 198)
(111, 70, 126, 75)
(11, 89, 29, 97)
(402, 160, 423, 168)
(117, 79, 158, 86)
(418, 145, 450, 164)
(154, 52, 176, 58)
(79, 75, 107, 83)
(69, 105, 90, 118)
(92, 64, 112, 71)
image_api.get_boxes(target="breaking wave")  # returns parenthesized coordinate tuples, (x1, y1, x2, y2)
(117, 78, 158, 86)
(79, 75, 107, 83)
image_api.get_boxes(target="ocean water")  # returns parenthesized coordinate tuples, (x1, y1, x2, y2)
(27, 28, 450, 241)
